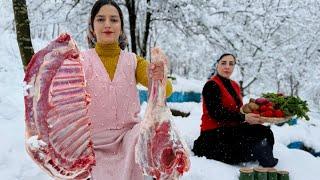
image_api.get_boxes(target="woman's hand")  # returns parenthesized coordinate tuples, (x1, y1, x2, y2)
(148, 61, 164, 81)
(245, 113, 263, 124)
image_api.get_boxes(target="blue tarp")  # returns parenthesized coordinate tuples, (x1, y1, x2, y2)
(285, 118, 319, 157)
(139, 90, 201, 103)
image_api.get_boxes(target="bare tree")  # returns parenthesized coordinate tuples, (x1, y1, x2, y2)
(12, 0, 34, 69)
(123, 0, 152, 57)
(139, 0, 151, 57)
(125, 0, 138, 53)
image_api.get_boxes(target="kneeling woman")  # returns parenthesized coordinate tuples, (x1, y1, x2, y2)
(192, 54, 278, 167)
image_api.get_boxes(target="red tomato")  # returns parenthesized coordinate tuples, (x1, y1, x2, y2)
(267, 105, 274, 111)
(261, 110, 273, 117)
(266, 102, 273, 107)
(259, 105, 269, 112)
(274, 109, 285, 117)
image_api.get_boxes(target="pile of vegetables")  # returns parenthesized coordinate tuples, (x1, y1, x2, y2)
(242, 92, 310, 120)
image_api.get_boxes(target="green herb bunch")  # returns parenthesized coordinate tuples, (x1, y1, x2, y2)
(262, 92, 310, 120)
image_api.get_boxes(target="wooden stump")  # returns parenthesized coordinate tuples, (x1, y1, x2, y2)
(267, 168, 278, 180)
(277, 171, 289, 180)
(239, 168, 254, 180)
(253, 167, 268, 180)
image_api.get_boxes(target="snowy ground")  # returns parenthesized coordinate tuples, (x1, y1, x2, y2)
(1, 32, 320, 180)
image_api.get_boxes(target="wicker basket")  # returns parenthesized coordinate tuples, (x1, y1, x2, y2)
(260, 116, 292, 124)
(240, 108, 292, 124)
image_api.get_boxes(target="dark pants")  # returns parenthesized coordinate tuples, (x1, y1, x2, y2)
(192, 123, 275, 165)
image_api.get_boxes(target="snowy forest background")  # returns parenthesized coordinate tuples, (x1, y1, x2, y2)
(2, 0, 320, 104)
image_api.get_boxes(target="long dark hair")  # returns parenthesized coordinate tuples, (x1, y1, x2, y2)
(87, 0, 127, 49)
(208, 53, 236, 79)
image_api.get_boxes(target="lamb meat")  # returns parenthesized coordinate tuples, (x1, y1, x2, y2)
(135, 48, 190, 180)
(24, 33, 95, 179)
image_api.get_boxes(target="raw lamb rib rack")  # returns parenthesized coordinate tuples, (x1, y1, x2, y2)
(24, 33, 95, 179)
(135, 48, 190, 180)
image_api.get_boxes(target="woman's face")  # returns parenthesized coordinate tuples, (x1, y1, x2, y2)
(93, 5, 121, 44)
(216, 55, 236, 79)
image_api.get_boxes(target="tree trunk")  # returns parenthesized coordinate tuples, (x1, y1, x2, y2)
(277, 80, 281, 93)
(239, 80, 244, 97)
(141, 0, 152, 57)
(12, 0, 34, 69)
(125, 0, 137, 53)
(289, 74, 298, 96)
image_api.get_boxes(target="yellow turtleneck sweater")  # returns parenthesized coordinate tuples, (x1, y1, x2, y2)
(95, 42, 172, 97)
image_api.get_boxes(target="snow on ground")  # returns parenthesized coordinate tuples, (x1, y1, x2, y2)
(1, 32, 320, 180)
